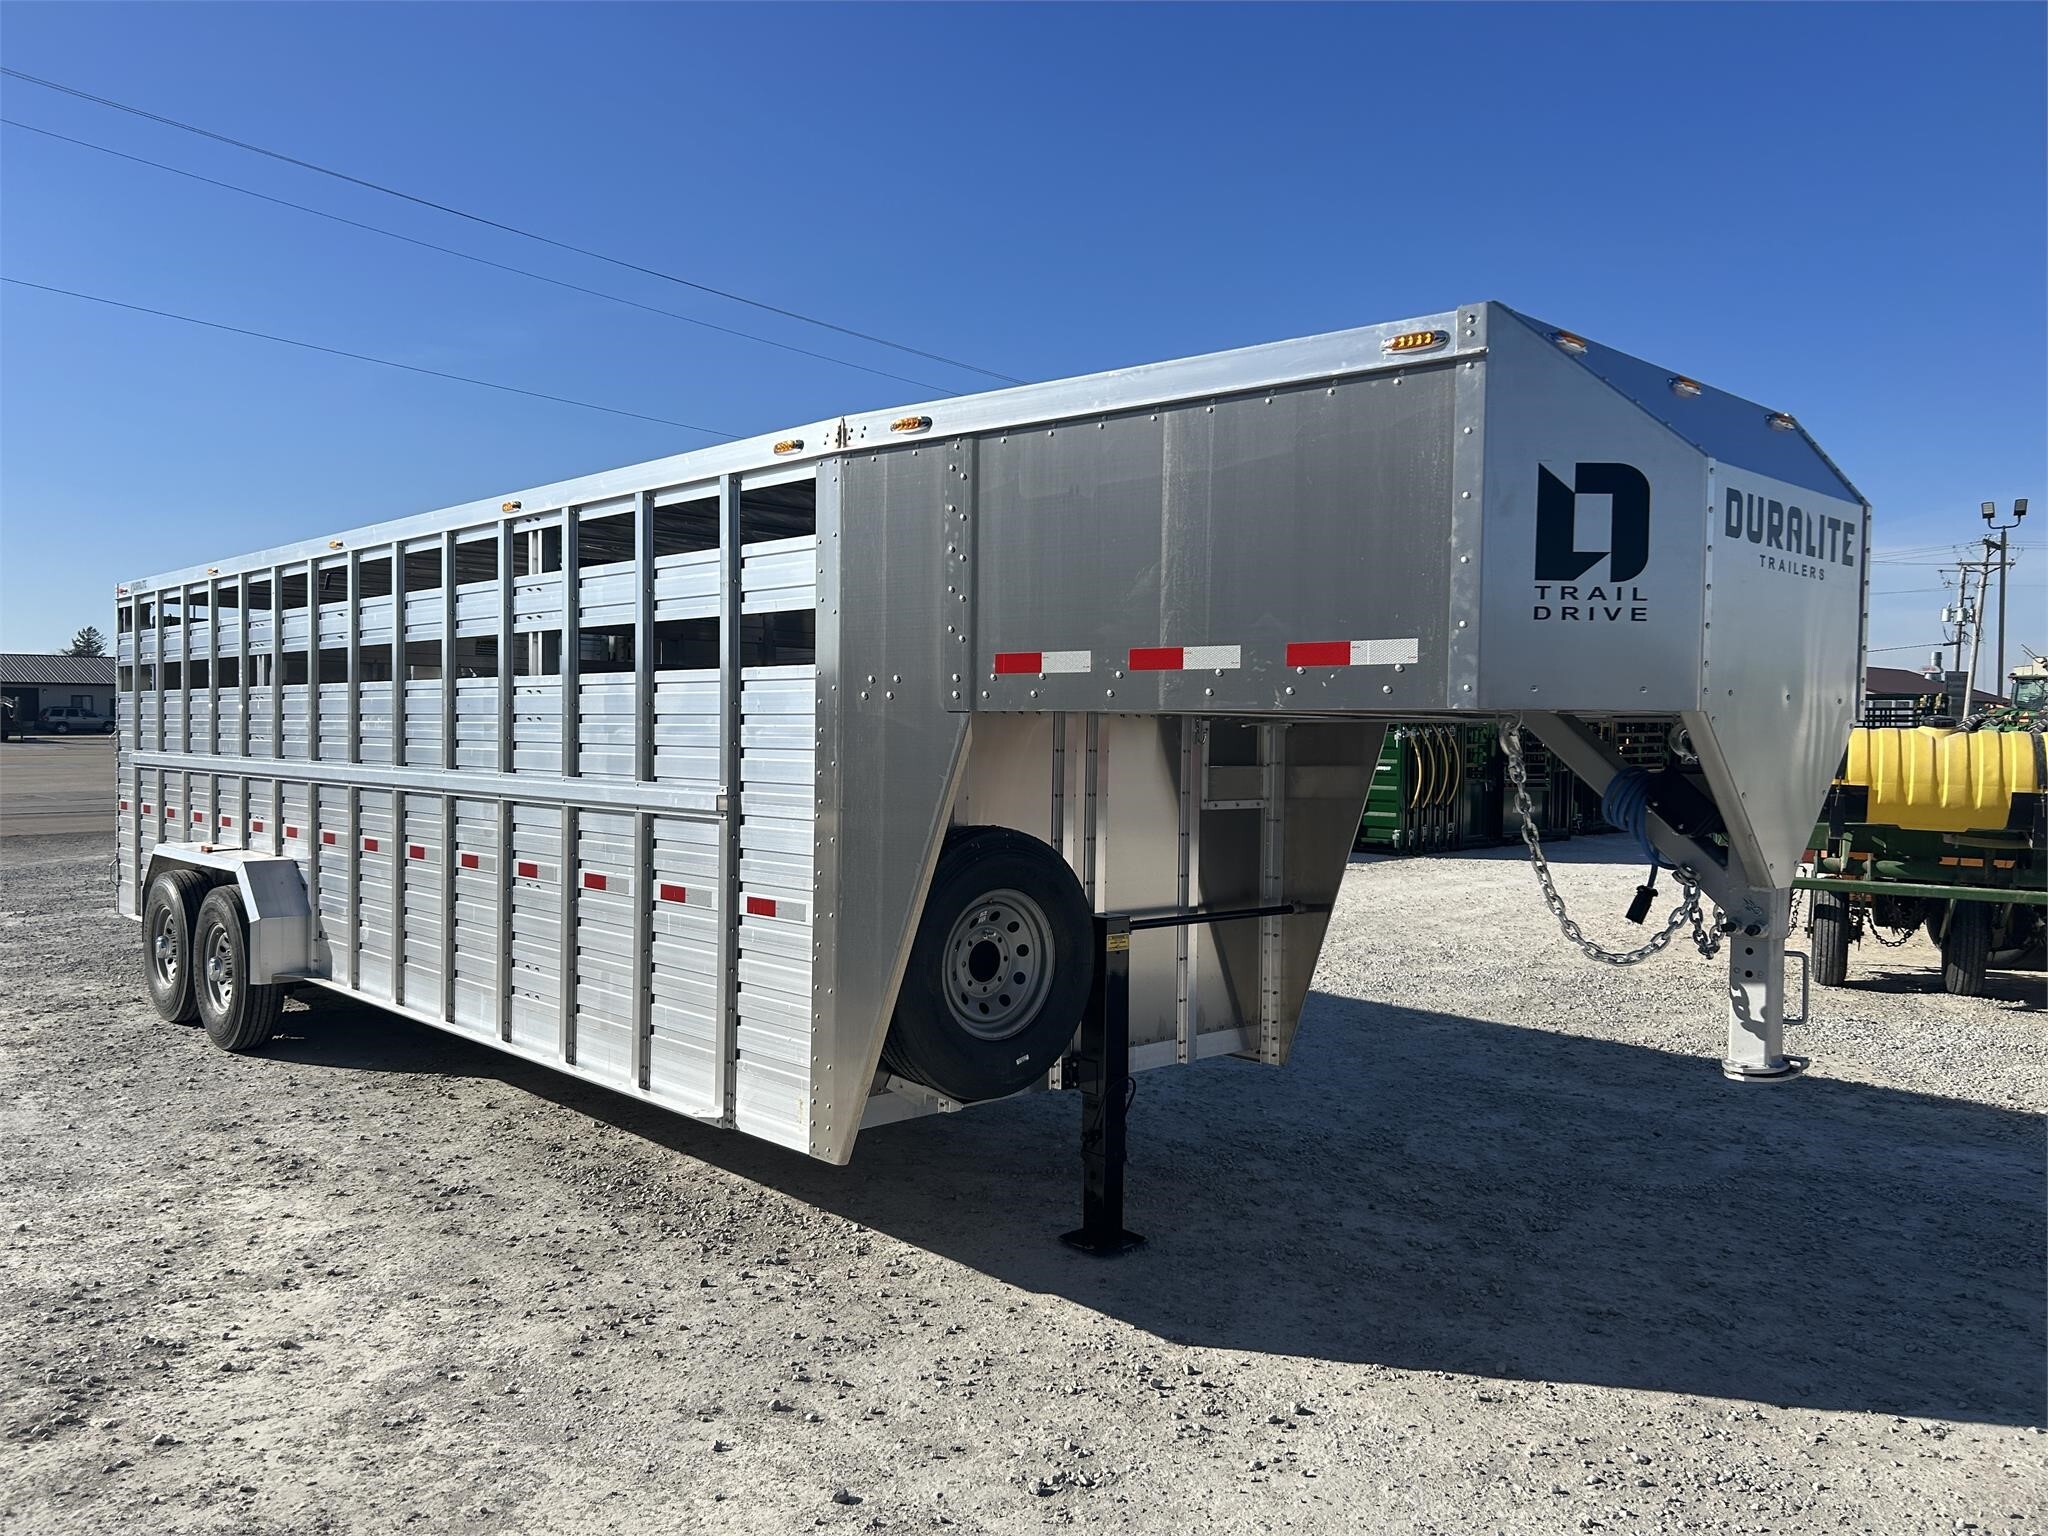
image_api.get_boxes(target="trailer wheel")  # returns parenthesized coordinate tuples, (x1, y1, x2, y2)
(1940, 901, 1990, 998)
(882, 826, 1093, 1103)
(142, 868, 211, 1023)
(191, 886, 285, 1052)
(1809, 890, 1852, 988)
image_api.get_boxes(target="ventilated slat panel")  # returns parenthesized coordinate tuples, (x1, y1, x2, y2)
(450, 799, 499, 1032)
(356, 790, 396, 1000)
(733, 665, 815, 1151)
(216, 699, 244, 758)
(512, 681, 562, 773)
(311, 784, 346, 979)
(163, 697, 186, 755)
(512, 573, 564, 632)
(403, 681, 444, 768)
(739, 535, 817, 615)
(316, 683, 349, 761)
(317, 602, 347, 647)
(358, 683, 394, 766)
(282, 612, 311, 649)
(358, 594, 395, 648)
(453, 680, 497, 769)
(652, 549, 719, 621)
(401, 592, 442, 642)
(577, 564, 635, 630)
(116, 754, 137, 916)
(572, 810, 635, 1084)
(280, 686, 310, 761)
(245, 614, 273, 650)
(188, 696, 213, 755)
(577, 677, 635, 779)
(453, 582, 496, 635)
(508, 803, 563, 1053)
(652, 671, 719, 792)
(648, 816, 720, 1114)
(400, 793, 444, 1010)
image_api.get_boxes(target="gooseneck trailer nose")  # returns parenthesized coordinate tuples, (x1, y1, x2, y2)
(114, 303, 1868, 1177)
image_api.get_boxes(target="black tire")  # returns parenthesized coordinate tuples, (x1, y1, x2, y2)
(142, 868, 211, 1023)
(101, 720, 116, 735)
(191, 886, 285, 1052)
(1810, 889, 1852, 988)
(53, 722, 68, 735)
(1941, 901, 1991, 998)
(881, 825, 1094, 1103)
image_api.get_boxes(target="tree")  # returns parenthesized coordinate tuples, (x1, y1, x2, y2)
(67, 626, 107, 658)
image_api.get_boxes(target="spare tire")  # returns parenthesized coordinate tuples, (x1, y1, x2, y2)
(881, 825, 1094, 1103)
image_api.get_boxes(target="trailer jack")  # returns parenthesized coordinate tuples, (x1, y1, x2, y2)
(1061, 902, 1312, 1256)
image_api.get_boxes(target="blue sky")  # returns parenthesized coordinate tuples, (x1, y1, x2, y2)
(2, 2, 2042, 677)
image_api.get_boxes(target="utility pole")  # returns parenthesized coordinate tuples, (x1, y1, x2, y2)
(1981, 498, 2029, 695)
(1941, 560, 1979, 719)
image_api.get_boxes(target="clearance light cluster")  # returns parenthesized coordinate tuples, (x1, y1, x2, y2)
(503, 499, 523, 513)
(1383, 330, 1448, 355)
(773, 438, 804, 455)
(1550, 330, 1589, 355)
(1766, 412, 1798, 432)
(327, 539, 345, 550)
(890, 415, 933, 434)
(1669, 375, 1704, 399)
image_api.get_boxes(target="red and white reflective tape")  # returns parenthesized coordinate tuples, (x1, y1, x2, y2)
(1128, 644, 1241, 672)
(321, 830, 338, 847)
(361, 835, 384, 854)
(456, 850, 495, 874)
(992, 649, 1092, 676)
(656, 881, 691, 906)
(249, 818, 266, 833)
(283, 824, 303, 842)
(119, 799, 131, 812)
(579, 869, 632, 897)
(406, 842, 431, 862)
(513, 859, 556, 884)
(1284, 637, 1420, 668)
(162, 806, 177, 820)
(743, 892, 809, 922)
(140, 802, 152, 815)
(218, 814, 234, 829)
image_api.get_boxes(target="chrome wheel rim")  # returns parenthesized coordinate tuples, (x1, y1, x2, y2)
(202, 925, 235, 1016)
(150, 906, 182, 989)
(943, 888, 1053, 1041)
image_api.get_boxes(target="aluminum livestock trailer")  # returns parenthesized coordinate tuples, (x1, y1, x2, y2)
(114, 304, 1867, 1230)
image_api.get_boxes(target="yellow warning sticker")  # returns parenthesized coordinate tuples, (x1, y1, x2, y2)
(1105, 932, 1131, 952)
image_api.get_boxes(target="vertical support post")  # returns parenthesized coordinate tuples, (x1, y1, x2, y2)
(392, 792, 407, 1007)
(177, 583, 190, 757)
(497, 523, 515, 775)
(391, 546, 408, 770)
(1060, 914, 1144, 1256)
(632, 809, 652, 1090)
(151, 595, 164, 759)
(205, 576, 219, 756)
(342, 785, 359, 989)
(440, 791, 456, 1024)
(235, 573, 250, 761)
(441, 531, 458, 770)
(561, 509, 580, 780)
(633, 490, 655, 784)
(1723, 889, 1808, 1081)
(1174, 719, 1198, 1064)
(714, 472, 742, 1123)
(495, 796, 513, 1043)
(559, 804, 579, 1065)
(345, 552, 362, 765)
(269, 564, 284, 762)
(304, 565, 323, 763)
(1256, 722, 1287, 1063)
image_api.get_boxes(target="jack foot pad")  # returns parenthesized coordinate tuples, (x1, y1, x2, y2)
(1721, 1055, 1810, 1083)
(1060, 1227, 1146, 1257)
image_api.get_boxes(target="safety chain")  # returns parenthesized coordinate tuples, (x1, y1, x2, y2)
(1866, 918, 1919, 949)
(1500, 718, 1730, 966)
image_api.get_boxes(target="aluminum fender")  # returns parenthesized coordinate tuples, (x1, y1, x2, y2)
(142, 845, 314, 985)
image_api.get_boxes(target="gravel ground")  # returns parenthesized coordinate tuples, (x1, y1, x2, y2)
(2, 830, 2041, 1536)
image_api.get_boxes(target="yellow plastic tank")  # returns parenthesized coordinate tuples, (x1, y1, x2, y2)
(1841, 726, 2042, 834)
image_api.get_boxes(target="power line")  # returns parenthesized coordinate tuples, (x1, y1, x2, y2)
(1, 66, 1022, 385)
(1, 117, 950, 395)
(2, 275, 735, 436)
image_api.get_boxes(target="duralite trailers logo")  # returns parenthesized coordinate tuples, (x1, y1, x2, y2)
(1531, 462, 1650, 624)
(1723, 487, 1857, 582)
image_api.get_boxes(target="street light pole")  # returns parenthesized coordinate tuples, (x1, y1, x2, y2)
(1982, 498, 2029, 696)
